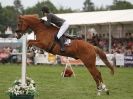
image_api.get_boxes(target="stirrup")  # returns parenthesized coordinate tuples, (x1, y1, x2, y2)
(60, 48, 65, 52)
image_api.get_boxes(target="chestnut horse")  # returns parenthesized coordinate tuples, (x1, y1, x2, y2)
(15, 15, 114, 95)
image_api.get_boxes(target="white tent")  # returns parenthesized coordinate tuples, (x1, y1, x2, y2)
(56, 9, 133, 53)
(56, 9, 133, 25)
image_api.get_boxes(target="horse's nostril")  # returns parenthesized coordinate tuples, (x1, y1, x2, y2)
(15, 30, 20, 33)
(14, 33, 18, 39)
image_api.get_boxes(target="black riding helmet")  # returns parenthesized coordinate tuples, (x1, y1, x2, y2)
(41, 6, 50, 13)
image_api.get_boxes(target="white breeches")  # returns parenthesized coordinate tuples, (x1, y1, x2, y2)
(57, 21, 69, 39)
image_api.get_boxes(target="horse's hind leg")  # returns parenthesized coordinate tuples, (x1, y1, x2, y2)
(81, 54, 109, 95)
(95, 71, 109, 95)
(86, 66, 101, 87)
(86, 64, 109, 95)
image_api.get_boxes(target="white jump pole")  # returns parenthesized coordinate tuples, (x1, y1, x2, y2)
(21, 34, 27, 85)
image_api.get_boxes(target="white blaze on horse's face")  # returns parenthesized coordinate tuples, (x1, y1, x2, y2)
(15, 15, 29, 39)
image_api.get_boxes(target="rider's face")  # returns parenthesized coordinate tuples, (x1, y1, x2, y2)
(44, 13, 48, 16)
(42, 12, 47, 16)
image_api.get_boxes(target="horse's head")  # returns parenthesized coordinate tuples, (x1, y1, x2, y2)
(15, 15, 39, 39)
(15, 14, 57, 39)
(15, 15, 30, 39)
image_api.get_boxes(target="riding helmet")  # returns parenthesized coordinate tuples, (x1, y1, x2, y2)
(41, 6, 50, 13)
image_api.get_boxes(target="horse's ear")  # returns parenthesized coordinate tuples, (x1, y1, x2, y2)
(17, 15, 21, 19)
(19, 15, 23, 19)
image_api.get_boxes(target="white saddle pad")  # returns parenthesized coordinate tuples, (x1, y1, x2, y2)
(64, 39, 71, 45)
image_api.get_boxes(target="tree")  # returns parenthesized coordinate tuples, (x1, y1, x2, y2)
(2, 6, 17, 32)
(0, 3, 4, 32)
(95, 5, 106, 11)
(58, 6, 73, 13)
(25, 0, 58, 17)
(14, 0, 24, 14)
(43, 0, 58, 13)
(83, 0, 95, 12)
(109, 0, 133, 10)
(0, 0, 75, 33)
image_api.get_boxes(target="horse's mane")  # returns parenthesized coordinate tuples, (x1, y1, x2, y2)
(20, 14, 58, 30)
(21, 14, 39, 20)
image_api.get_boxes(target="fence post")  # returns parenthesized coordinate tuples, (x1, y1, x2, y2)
(21, 34, 27, 85)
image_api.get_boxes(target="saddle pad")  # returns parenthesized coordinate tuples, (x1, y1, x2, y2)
(64, 39, 71, 46)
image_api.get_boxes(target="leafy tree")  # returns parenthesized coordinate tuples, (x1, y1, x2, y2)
(95, 5, 106, 11)
(25, 0, 58, 17)
(0, 3, 4, 32)
(109, 0, 133, 10)
(43, 0, 58, 13)
(58, 6, 73, 13)
(14, 0, 24, 14)
(2, 6, 17, 32)
(25, 0, 74, 15)
(83, 0, 95, 12)
(0, 3, 2, 11)
(0, 0, 75, 33)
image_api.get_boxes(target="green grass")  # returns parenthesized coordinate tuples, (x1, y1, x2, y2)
(0, 64, 133, 99)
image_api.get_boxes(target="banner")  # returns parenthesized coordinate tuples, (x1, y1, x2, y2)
(60, 54, 114, 66)
(34, 52, 133, 66)
(124, 55, 133, 66)
(115, 54, 124, 66)
(96, 54, 114, 66)
(48, 53, 56, 64)
(34, 53, 48, 64)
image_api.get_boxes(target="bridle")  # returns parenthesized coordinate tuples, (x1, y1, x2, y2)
(15, 17, 27, 38)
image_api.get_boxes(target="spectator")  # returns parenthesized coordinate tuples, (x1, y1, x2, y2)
(125, 47, 132, 55)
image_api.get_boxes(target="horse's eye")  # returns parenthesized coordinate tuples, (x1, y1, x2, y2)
(18, 23, 21, 26)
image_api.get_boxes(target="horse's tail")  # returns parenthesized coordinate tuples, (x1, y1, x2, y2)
(94, 46, 114, 75)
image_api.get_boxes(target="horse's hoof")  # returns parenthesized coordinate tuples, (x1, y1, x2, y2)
(106, 90, 109, 95)
(97, 92, 101, 96)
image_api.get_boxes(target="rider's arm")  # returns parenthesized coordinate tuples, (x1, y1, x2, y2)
(44, 14, 52, 26)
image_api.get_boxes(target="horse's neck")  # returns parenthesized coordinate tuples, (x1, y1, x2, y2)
(28, 19, 58, 44)
(34, 25, 58, 45)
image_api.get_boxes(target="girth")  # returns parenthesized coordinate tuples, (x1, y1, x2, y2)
(46, 41, 56, 53)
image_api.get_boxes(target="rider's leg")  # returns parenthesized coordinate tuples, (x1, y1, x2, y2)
(57, 21, 69, 39)
(59, 36, 65, 52)
(57, 21, 69, 52)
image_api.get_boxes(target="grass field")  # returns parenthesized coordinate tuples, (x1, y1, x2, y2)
(0, 64, 133, 99)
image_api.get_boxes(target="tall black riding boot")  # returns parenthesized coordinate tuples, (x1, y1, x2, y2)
(59, 37, 65, 52)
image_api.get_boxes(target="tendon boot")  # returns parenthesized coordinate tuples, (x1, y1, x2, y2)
(59, 37, 65, 52)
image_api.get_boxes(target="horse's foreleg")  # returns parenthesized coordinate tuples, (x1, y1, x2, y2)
(27, 40, 46, 50)
(27, 40, 40, 47)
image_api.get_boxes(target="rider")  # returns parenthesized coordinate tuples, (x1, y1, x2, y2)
(41, 6, 69, 52)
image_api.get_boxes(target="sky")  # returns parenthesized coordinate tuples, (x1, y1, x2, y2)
(1, 0, 133, 10)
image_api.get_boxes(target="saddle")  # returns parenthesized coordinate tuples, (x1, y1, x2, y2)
(63, 34, 83, 45)
(64, 34, 83, 40)
(54, 34, 82, 45)
(47, 34, 82, 53)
